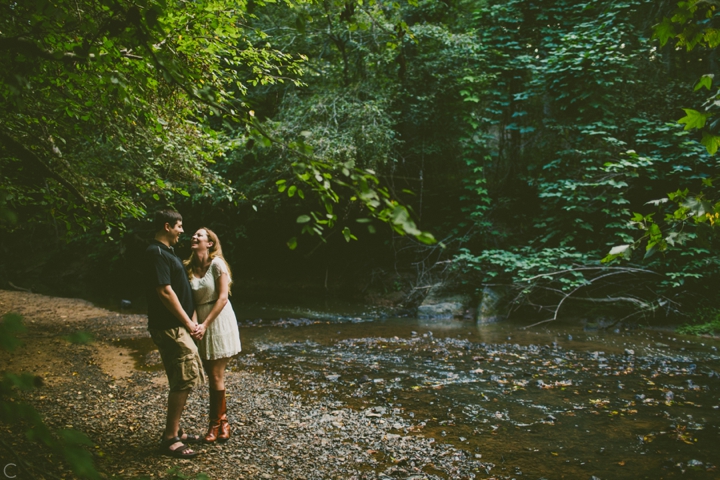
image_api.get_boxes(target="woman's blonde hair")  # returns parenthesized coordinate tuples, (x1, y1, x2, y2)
(184, 227, 233, 293)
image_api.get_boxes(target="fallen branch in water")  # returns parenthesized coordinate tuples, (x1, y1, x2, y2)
(514, 266, 664, 329)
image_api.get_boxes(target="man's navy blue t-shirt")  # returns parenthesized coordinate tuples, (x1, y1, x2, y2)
(145, 240, 194, 330)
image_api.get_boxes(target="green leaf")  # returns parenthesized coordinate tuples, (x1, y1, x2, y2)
(288, 185, 297, 197)
(701, 133, 720, 155)
(694, 74, 714, 91)
(296, 215, 311, 224)
(416, 232, 436, 245)
(653, 17, 676, 47)
(678, 109, 710, 130)
(287, 237, 297, 250)
(342, 227, 357, 242)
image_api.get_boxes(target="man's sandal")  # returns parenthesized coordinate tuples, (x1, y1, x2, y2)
(159, 436, 198, 459)
(178, 428, 201, 444)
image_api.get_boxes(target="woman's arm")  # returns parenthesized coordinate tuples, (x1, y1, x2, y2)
(199, 262, 230, 328)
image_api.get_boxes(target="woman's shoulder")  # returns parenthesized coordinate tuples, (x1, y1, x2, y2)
(211, 256, 229, 271)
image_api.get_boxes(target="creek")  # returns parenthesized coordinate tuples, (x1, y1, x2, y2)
(127, 299, 720, 479)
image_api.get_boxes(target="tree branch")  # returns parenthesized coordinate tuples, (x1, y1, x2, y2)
(0, 130, 87, 204)
(523, 266, 660, 283)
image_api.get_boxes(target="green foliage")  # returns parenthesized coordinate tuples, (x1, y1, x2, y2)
(0, 0, 436, 273)
(0, 314, 101, 479)
(677, 308, 720, 336)
(3, 0, 720, 320)
(653, 0, 719, 51)
(0, 312, 25, 351)
(0, 0, 303, 234)
(455, 247, 594, 291)
(602, 1, 720, 271)
(216, 0, 451, 246)
(450, 0, 720, 316)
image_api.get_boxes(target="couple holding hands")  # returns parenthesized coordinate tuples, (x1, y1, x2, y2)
(145, 209, 242, 458)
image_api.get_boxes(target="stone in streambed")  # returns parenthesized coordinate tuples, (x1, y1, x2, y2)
(417, 284, 472, 319)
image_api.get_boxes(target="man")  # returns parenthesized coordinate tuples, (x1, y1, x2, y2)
(145, 209, 203, 458)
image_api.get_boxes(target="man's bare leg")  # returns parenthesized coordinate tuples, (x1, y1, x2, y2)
(163, 389, 193, 453)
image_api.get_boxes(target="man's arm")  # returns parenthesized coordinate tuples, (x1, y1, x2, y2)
(156, 285, 197, 332)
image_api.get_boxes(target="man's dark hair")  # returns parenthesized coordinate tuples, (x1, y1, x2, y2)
(153, 209, 182, 232)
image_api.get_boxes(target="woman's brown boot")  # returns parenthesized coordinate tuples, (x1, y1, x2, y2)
(204, 389, 222, 443)
(217, 390, 231, 442)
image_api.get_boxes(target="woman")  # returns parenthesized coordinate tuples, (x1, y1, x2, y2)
(184, 227, 242, 443)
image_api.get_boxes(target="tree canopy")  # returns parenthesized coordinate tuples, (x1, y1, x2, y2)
(1, 0, 719, 321)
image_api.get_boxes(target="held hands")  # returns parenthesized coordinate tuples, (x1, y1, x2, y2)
(191, 322, 206, 340)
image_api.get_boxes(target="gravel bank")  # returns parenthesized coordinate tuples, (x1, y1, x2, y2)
(0, 291, 487, 479)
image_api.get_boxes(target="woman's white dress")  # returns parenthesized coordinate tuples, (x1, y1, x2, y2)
(190, 257, 242, 360)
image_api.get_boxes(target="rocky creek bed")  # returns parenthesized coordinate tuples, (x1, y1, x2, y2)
(0, 290, 488, 479)
(3, 290, 720, 479)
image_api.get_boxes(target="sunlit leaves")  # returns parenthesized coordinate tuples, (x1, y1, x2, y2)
(654, 0, 720, 51)
(653, 17, 676, 47)
(694, 74, 714, 91)
(341, 226, 357, 242)
(678, 109, 710, 130)
(701, 133, 720, 155)
(0, 0, 307, 236)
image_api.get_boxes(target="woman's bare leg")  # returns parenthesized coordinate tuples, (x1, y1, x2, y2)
(204, 357, 232, 390)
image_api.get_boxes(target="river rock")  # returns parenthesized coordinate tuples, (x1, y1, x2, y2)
(476, 286, 507, 324)
(417, 285, 471, 319)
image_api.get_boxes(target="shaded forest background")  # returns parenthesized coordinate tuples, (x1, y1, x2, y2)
(1, 0, 719, 324)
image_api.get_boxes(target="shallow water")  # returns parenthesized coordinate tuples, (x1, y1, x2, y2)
(126, 301, 720, 479)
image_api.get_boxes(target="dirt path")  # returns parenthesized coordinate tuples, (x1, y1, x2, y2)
(0, 290, 144, 384)
(0, 290, 486, 480)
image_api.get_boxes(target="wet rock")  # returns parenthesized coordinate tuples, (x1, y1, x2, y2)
(476, 286, 508, 324)
(417, 285, 472, 319)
